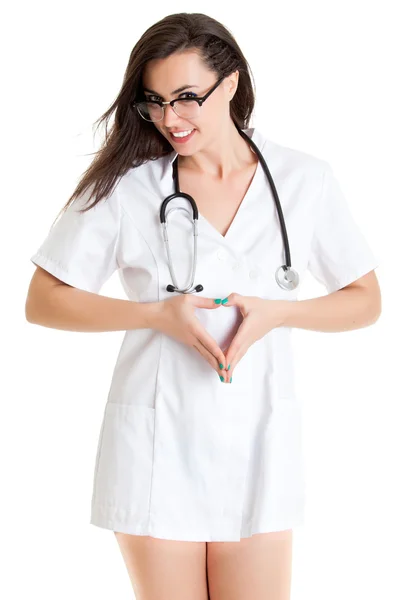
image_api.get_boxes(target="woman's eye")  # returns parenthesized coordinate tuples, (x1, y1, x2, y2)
(145, 92, 197, 102)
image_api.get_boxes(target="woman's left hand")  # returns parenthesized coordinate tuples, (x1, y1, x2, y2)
(221, 293, 288, 381)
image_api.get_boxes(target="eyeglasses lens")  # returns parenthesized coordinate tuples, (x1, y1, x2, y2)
(136, 100, 200, 122)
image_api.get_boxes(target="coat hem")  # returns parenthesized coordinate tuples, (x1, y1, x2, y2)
(90, 503, 305, 542)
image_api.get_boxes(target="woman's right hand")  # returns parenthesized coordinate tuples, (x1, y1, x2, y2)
(152, 295, 229, 381)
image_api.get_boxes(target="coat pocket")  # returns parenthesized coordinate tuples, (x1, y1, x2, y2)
(91, 403, 155, 514)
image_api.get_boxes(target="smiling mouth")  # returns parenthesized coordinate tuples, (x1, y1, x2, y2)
(168, 129, 197, 142)
(170, 129, 194, 136)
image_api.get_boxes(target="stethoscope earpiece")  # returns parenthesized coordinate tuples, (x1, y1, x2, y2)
(161, 125, 299, 294)
(166, 283, 204, 294)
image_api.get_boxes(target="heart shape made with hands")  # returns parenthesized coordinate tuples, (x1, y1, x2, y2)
(194, 302, 243, 362)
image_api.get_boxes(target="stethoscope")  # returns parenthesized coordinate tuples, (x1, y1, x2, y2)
(159, 121, 300, 293)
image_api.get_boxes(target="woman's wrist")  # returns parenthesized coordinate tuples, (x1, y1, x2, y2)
(140, 300, 165, 330)
(264, 299, 293, 328)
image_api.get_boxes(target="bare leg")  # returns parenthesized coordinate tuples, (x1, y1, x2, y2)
(114, 532, 209, 600)
(206, 529, 293, 600)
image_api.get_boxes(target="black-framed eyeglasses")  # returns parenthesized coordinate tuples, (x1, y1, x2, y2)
(132, 75, 226, 122)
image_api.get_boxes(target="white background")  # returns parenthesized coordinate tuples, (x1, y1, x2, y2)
(3, 1, 398, 598)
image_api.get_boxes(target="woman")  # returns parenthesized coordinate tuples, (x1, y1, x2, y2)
(26, 12, 381, 600)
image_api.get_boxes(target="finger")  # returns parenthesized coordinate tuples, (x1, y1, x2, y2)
(225, 326, 245, 369)
(225, 324, 249, 378)
(220, 292, 243, 309)
(192, 341, 227, 381)
(192, 326, 228, 380)
(226, 343, 248, 379)
(188, 296, 224, 310)
(196, 337, 227, 380)
(191, 319, 227, 369)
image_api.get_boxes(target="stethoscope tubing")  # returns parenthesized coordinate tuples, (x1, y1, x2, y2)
(160, 203, 199, 293)
(235, 127, 292, 270)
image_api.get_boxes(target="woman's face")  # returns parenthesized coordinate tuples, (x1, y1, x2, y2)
(141, 50, 238, 156)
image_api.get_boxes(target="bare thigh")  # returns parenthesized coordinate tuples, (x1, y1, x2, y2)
(114, 532, 209, 600)
(206, 529, 293, 600)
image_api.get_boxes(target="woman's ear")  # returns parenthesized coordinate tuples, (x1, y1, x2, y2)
(227, 70, 239, 100)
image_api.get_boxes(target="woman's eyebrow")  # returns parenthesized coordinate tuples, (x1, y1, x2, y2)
(143, 84, 199, 97)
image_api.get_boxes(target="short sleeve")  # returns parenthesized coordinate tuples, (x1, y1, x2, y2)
(307, 162, 379, 294)
(30, 185, 121, 294)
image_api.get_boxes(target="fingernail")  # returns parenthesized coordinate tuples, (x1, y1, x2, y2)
(227, 364, 231, 371)
(219, 375, 224, 382)
(230, 377, 232, 383)
(219, 363, 224, 370)
(221, 297, 229, 304)
(214, 299, 222, 304)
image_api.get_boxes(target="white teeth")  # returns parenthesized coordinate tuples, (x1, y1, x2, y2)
(171, 129, 193, 138)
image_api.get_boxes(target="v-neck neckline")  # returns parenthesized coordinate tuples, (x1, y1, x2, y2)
(198, 154, 261, 242)
(169, 127, 263, 243)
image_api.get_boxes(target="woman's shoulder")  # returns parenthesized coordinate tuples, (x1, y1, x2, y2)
(116, 152, 174, 201)
(254, 127, 328, 176)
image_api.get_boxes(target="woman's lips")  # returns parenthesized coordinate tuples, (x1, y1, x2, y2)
(169, 129, 197, 144)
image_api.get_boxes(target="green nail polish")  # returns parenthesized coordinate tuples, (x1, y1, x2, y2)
(219, 375, 224, 382)
(219, 363, 224, 370)
(230, 377, 232, 383)
(221, 297, 229, 304)
(227, 364, 231, 371)
(214, 299, 222, 304)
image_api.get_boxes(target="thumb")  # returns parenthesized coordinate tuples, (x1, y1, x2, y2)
(221, 293, 244, 308)
(189, 296, 224, 310)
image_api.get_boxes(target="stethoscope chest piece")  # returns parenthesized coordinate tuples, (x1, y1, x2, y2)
(275, 265, 300, 291)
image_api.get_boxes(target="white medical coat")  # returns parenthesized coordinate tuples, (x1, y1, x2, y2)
(30, 127, 379, 541)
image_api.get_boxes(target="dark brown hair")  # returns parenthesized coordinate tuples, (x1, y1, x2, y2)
(56, 12, 256, 221)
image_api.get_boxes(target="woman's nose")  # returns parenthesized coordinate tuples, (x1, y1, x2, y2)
(163, 103, 185, 127)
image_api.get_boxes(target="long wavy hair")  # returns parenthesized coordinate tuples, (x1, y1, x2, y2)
(55, 12, 256, 222)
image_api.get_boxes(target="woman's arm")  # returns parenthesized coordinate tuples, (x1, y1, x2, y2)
(279, 271, 381, 333)
(25, 267, 162, 333)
